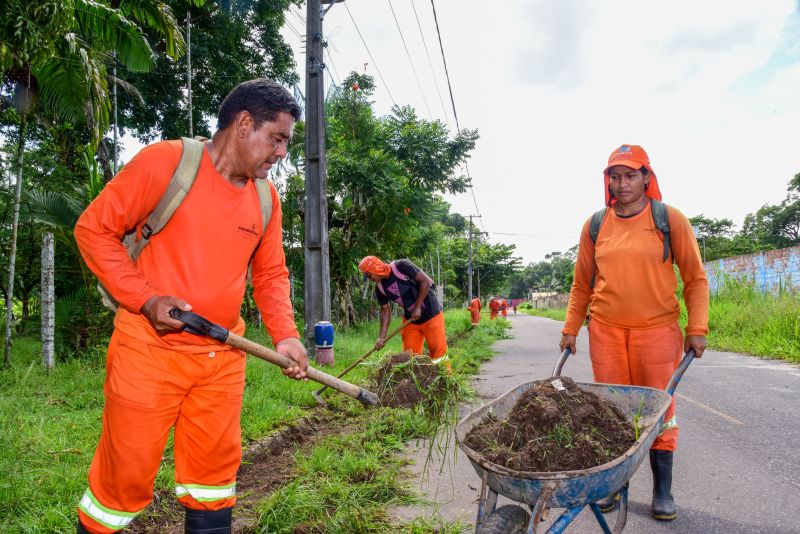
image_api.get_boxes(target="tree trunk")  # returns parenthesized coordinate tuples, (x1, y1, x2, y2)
(41, 233, 55, 370)
(4, 118, 26, 367)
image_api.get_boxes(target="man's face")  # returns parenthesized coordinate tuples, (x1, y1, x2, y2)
(241, 111, 295, 180)
(367, 272, 383, 283)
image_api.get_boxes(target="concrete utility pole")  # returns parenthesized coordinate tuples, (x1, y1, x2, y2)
(467, 214, 480, 302)
(304, 0, 341, 354)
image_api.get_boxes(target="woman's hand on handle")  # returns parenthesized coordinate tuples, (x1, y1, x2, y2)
(684, 335, 707, 358)
(560, 334, 577, 355)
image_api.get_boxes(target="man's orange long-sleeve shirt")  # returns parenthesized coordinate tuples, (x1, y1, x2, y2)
(75, 140, 299, 352)
(563, 202, 709, 337)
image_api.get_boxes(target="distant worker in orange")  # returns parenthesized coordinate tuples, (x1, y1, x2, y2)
(513, 303, 518, 315)
(467, 297, 482, 326)
(359, 256, 449, 368)
(559, 144, 708, 522)
(73, 80, 308, 534)
(488, 296, 500, 320)
(500, 298, 508, 317)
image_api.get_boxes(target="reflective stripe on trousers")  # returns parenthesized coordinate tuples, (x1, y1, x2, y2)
(79, 488, 140, 530)
(175, 482, 237, 502)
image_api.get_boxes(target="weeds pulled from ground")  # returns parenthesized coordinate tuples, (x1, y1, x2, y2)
(464, 377, 636, 472)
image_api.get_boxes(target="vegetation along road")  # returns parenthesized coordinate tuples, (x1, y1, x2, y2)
(392, 313, 800, 533)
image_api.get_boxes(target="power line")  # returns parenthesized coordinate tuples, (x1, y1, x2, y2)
(386, 0, 432, 120)
(429, 0, 459, 132)
(325, 48, 341, 85)
(428, 0, 484, 232)
(410, 0, 450, 128)
(344, 3, 397, 107)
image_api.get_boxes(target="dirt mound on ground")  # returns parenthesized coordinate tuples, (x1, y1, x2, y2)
(464, 377, 636, 472)
(375, 352, 442, 408)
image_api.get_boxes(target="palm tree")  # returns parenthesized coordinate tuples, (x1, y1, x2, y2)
(2, 0, 191, 366)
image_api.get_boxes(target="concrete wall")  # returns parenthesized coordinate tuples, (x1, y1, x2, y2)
(530, 293, 570, 309)
(704, 245, 800, 293)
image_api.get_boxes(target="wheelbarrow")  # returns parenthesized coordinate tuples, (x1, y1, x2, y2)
(455, 348, 695, 534)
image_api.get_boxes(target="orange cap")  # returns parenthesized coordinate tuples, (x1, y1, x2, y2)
(358, 256, 391, 277)
(603, 144, 662, 206)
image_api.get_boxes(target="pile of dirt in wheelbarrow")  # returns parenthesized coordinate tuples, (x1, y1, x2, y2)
(464, 377, 637, 472)
(374, 352, 443, 408)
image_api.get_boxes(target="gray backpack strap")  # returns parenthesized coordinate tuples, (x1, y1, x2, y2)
(589, 208, 608, 244)
(254, 179, 273, 235)
(128, 137, 205, 261)
(588, 208, 608, 289)
(650, 199, 671, 262)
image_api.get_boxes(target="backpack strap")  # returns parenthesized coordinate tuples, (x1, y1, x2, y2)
(254, 179, 273, 235)
(589, 208, 608, 244)
(390, 260, 435, 287)
(588, 208, 608, 289)
(127, 137, 205, 261)
(650, 198, 671, 262)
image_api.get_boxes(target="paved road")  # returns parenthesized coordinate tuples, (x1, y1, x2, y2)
(391, 314, 800, 533)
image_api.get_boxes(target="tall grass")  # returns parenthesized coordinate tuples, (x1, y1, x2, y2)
(686, 277, 800, 363)
(520, 307, 567, 321)
(0, 309, 508, 533)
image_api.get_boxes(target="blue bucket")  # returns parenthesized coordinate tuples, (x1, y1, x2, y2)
(314, 321, 334, 349)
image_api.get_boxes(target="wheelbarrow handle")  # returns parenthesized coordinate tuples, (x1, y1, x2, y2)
(665, 349, 696, 396)
(552, 348, 572, 377)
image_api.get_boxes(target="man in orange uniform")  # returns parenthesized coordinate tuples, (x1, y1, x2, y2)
(359, 256, 449, 367)
(467, 297, 482, 326)
(500, 298, 508, 317)
(488, 297, 500, 320)
(560, 144, 708, 521)
(73, 80, 308, 534)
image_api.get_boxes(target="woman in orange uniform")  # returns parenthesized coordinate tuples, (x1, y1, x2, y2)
(559, 144, 708, 522)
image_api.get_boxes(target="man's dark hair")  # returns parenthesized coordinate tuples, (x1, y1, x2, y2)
(217, 79, 301, 130)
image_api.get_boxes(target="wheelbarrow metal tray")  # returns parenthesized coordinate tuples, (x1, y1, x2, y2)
(455, 380, 672, 509)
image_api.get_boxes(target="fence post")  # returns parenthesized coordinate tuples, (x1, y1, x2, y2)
(41, 233, 55, 370)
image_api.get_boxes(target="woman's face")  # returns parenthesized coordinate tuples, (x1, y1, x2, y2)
(608, 165, 648, 205)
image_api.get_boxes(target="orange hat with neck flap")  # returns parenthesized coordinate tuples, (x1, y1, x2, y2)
(358, 256, 391, 277)
(603, 144, 662, 206)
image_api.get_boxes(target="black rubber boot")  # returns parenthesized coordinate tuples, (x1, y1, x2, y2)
(596, 492, 619, 513)
(76, 521, 91, 534)
(650, 450, 677, 521)
(185, 507, 233, 534)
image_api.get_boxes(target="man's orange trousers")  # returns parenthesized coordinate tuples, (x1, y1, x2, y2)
(587, 319, 682, 451)
(501, 309, 507, 317)
(490, 310, 498, 320)
(402, 312, 448, 364)
(78, 330, 245, 533)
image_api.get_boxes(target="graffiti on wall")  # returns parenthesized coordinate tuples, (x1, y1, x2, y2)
(704, 246, 800, 293)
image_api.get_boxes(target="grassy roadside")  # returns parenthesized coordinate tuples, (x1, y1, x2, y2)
(520, 307, 567, 322)
(255, 313, 509, 533)
(0, 310, 508, 533)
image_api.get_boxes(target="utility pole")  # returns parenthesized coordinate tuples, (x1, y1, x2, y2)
(186, 10, 193, 137)
(467, 215, 480, 302)
(304, 0, 341, 354)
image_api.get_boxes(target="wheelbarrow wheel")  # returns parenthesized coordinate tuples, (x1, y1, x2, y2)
(476, 504, 530, 534)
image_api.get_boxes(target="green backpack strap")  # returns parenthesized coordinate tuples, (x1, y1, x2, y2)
(127, 137, 205, 261)
(650, 198, 671, 262)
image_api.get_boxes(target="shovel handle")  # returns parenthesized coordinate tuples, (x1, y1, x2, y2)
(170, 309, 379, 406)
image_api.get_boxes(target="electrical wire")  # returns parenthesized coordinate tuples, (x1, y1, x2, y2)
(428, 0, 459, 132)
(410, 0, 450, 128)
(344, 3, 397, 107)
(387, 0, 433, 120)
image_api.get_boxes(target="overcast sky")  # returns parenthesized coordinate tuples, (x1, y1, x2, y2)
(279, 0, 800, 264)
(120, 1, 800, 265)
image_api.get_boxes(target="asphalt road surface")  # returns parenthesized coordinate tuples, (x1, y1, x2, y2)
(391, 314, 800, 533)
